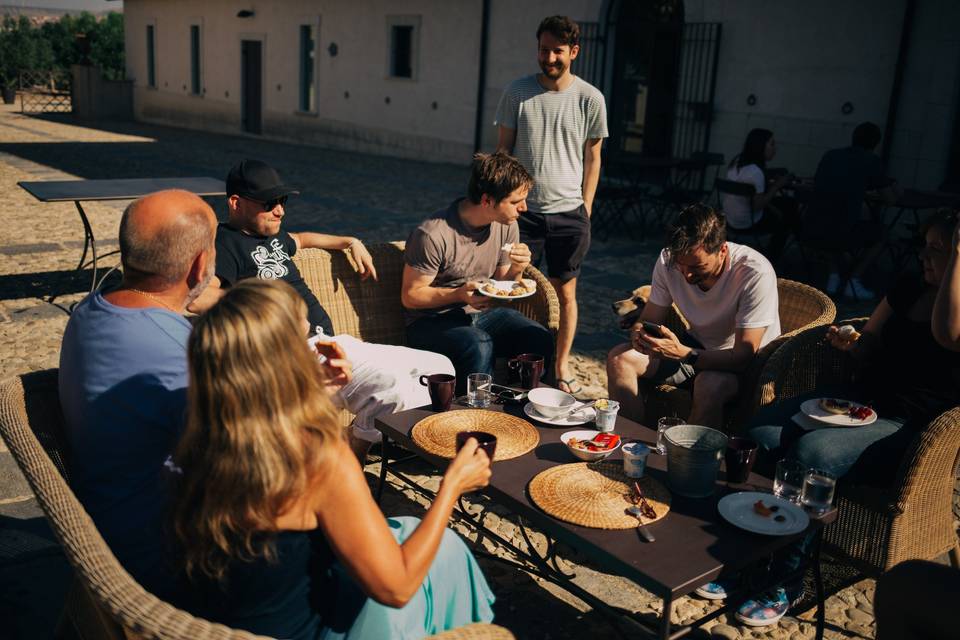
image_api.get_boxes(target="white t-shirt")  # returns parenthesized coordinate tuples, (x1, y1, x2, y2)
(649, 242, 780, 351)
(721, 163, 765, 229)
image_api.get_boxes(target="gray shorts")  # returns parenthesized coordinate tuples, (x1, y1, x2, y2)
(649, 335, 704, 388)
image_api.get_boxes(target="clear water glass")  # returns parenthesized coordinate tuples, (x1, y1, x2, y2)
(656, 416, 684, 454)
(774, 459, 807, 503)
(801, 468, 837, 513)
(466, 373, 492, 408)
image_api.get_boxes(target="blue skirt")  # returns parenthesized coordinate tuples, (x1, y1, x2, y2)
(321, 517, 495, 639)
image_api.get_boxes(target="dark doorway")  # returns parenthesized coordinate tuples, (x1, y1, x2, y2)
(608, 1, 685, 158)
(241, 40, 262, 134)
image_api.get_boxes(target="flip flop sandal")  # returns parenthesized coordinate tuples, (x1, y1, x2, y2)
(558, 377, 584, 396)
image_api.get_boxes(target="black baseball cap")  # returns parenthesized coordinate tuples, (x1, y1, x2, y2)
(226, 159, 300, 202)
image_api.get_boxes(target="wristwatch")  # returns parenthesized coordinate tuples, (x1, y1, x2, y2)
(684, 348, 700, 366)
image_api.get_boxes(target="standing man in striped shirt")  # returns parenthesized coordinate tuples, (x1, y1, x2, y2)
(495, 15, 608, 396)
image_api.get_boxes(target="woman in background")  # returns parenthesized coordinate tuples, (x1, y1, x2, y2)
(172, 279, 494, 639)
(722, 128, 798, 260)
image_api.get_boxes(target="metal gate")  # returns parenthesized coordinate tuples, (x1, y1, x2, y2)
(671, 22, 722, 161)
(18, 70, 72, 114)
(576, 21, 605, 91)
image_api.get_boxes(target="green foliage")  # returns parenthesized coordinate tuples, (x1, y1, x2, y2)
(0, 11, 125, 88)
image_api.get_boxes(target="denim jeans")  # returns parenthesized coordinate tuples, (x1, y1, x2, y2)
(406, 308, 554, 394)
(747, 388, 912, 586)
(747, 388, 907, 482)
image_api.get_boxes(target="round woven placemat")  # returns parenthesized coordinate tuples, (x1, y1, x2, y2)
(411, 410, 540, 461)
(528, 461, 671, 529)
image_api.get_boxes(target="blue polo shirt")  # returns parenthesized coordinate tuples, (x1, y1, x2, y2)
(59, 292, 190, 599)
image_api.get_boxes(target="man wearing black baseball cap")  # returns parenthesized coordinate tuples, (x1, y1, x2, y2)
(190, 159, 455, 459)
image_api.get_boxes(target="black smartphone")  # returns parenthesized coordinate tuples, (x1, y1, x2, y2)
(641, 321, 665, 337)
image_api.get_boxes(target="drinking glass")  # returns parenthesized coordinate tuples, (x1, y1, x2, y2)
(656, 416, 684, 454)
(467, 373, 492, 408)
(801, 468, 837, 514)
(773, 459, 807, 503)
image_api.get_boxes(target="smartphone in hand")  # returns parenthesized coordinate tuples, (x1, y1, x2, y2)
(641, 321, 665, 338)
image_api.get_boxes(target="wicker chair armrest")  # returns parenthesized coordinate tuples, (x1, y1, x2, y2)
(515, 265, 560, 335)
(887, 405, 960, 511)
(428, 623, 516, 639)
(754, 318, 867, 410)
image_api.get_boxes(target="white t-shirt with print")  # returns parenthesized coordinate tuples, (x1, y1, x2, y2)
(721, 163, 765, 229)
(648, 242, 780, 351)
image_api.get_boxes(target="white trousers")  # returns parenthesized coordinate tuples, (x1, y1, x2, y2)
(311, 334, 455, 443)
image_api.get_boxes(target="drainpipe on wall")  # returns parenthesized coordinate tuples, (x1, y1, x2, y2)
(881, 0, 916, 172)
(473, 0, 491, 153)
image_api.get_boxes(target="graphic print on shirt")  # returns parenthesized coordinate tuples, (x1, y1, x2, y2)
(251, 239, 290, 280)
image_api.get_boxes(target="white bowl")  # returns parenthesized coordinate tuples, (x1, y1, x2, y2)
(560, 429, 621, 462)
(528, 387, 577, 418)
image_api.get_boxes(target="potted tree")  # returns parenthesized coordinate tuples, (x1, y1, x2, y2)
(0, 16, 41, 104)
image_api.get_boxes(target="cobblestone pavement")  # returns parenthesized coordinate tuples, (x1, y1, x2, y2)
(0, 103, 885, 639)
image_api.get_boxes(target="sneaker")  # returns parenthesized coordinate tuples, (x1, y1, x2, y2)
(734, 587, 790, 627)
(843, 277, 875, 300)
(695, 577, 736, 601)
(825, 272, 840, 295)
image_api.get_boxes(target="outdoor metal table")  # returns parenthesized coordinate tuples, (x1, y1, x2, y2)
(17, 177, 225, 295)
(375, 402, 835, 640)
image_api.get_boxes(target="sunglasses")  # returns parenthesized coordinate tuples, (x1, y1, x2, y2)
(245, 195, 288, 210)
(631, 481, 657, 520)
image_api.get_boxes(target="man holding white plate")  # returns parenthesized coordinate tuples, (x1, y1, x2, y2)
(403, 152, 554, 393)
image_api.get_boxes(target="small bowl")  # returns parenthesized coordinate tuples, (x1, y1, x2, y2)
(528, 387, 577, 418)
(560, 429, 621, 462)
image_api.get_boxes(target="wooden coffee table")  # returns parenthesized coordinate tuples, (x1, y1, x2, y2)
(375, 401, 835, 639)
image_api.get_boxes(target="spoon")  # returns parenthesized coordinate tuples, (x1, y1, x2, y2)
(626, 506, 656, 542)
(557, 399, 597, 417)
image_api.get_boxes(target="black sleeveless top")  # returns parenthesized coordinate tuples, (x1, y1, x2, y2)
(180, 529, 336, 640)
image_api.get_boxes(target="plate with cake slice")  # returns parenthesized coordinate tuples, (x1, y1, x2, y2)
(800, 397, 877, 427)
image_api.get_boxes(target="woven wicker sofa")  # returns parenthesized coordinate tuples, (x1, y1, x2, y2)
(0, 369, 515, 640)
(292, 242, 560, 425)
(637, 278, 836, 428)
(754, 319, 960, 576)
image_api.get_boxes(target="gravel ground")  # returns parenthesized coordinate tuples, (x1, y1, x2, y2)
(0, 103, 909, 639)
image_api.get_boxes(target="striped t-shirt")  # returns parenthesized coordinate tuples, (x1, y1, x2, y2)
(494, 74, 608, 213)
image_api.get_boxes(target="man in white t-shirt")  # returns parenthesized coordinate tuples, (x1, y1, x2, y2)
(607, 204, 781, 428)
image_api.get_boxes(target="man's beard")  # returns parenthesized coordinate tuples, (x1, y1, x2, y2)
(540, 62, 565, 78)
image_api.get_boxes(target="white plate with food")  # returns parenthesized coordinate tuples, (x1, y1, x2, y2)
(523, 402, 595, 426)
(800, 398, 877, 427)
(560, 429, 621, 461)
(477, 279, 537, 300)
(717, 491, 809, 536)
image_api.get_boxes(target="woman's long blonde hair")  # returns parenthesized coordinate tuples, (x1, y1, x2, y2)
(172, 279, 341, 581)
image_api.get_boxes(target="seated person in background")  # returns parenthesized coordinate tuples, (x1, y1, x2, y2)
(722, 128, 798, 260)
(805, 121, 900, 298)
(606, 204, 780, 428)
(402, 151, 555, 393)
(173, 280, 495, 639)
(58, 190, 218, 600)
(719, 209, 960, 627)
(189, 159, 454, 459)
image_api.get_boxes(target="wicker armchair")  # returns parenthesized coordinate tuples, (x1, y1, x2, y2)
(754, 320, 960, 575)
(638, 278, 836, 428)
(0, 370, 514, 640)
(293, 243, 560, 425)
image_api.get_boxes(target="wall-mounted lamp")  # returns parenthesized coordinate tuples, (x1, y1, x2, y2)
(746, 94, 757, 107)
(237, 9, 255, 18)
(328, 42, 339, 57)
(841, 101, 854, 115)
